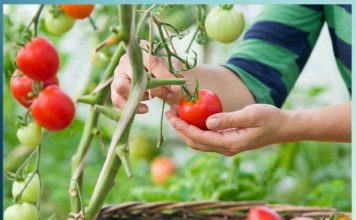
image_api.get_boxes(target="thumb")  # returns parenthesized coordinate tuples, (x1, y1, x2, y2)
(206, 109, 256, 130)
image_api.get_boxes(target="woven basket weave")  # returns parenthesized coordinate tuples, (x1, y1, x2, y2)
(94, 201, 351, 220)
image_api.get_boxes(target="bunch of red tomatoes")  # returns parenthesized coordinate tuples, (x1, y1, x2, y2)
(11, 36, 75, 149)
(5, 5, 95, 220)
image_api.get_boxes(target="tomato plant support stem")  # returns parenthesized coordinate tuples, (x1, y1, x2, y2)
(69, 43, 127, 213)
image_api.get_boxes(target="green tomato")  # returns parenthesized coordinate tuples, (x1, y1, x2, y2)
(4, 203, 39, 220)
(160, 5, 195, 31)
(205, 6, 245, 43)
(17, 122, 42, 148)
(130, 131, 159, 161)
(45, 9, 75, 36)
(12, 173, 40, 204)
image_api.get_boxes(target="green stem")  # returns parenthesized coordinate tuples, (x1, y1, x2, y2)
(185, 26, 199, 53)
(69, 42, 127, 213)
(156, 99, 166, 148)
(76, 95, 97, 105)
(147, 77, 186, 89)
(93, 105, 122, 121)
(23, 4, 44, 37)
(86, 5, 153, 219)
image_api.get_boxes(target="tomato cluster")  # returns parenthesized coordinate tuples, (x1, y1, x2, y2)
(11, 36, 75, 146)
(45, 4, 95, 36)
(4, 174, 41, 220)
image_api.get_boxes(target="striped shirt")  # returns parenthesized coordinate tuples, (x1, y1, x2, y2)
(224, 5, 352, 107)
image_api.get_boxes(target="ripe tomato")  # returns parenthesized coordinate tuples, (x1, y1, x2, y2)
(61, 4, 95, 19)
(45, 9, 75, 36)
(4, 203, 39, 220)
(11, 70, 59, 108)
(247, 207, 283, 220)
(151, 156, 176, 185)
(31, 85, 75, 131)
(17, 122, 42, 148)
(178, 89, 223, 130)
(205, 5, 245, 43)
(12, 173, 40, 204)
(16, 37, 59, 81)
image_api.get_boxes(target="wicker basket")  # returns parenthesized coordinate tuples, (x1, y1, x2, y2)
(94, 201, 351, 220)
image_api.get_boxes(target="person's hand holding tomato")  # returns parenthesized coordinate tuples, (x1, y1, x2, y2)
(166, 104, 288, 156)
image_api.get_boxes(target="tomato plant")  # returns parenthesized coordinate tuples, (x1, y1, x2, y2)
(16, 37, 60, 81)
(3, 203, 39, 220)
(247, 207, 283, 220)
(151, 156, 176, 185)
(31, 85, 75, 131)
(179, 89, 223, 130)
(12, 173, 40, 204)
(205, 5, 245, 43)
(61, 4, 95, 19)
(10, 70, 59, 108)
(16, 122, 42, 148)
(45, 7, 75, 36)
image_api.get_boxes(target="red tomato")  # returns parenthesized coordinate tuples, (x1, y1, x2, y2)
(10, 70, 59, 108)
(247, 207, 283, 220)
(178, 89, 223, 130)
(16, 37, 59, 81)
(151, 156, 176, 185)
(31, 85, 75, 131)
(61, 4, 95, 19)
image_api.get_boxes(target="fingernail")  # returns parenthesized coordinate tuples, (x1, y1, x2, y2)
(206, 118, 218, 129)
(139, 106, 148, 112)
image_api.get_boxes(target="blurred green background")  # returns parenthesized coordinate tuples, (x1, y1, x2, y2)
(3, 5, 351, 219)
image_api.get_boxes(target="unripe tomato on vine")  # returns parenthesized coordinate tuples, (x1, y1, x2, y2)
(3, 203, 39, 220)
(12, 173, 40, 204)
(16, 122, 42, 148)
(31, 85, 75, 131)
(10, 70, 59, 108)
(205, 5, 245, 43)
(61, 4, 95, 19)
(45, 6, 75, 36)
(16, 37, 60, 81)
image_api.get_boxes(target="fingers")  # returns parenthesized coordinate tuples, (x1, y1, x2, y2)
(206, 107, 259, 130)
(111, 89, 148, 114)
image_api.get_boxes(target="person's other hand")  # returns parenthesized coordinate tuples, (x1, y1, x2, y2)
(166, 104, 288, 156)
(111, 42, 182, 114)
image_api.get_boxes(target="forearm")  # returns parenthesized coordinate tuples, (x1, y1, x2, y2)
(282, 103, 351, 143)
(179, 64, 255, 112)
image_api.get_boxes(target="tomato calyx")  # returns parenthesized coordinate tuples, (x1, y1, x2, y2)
(220, 4, 234, 10)
(48, 4, 66, 18)
(182, 79, 200, 103)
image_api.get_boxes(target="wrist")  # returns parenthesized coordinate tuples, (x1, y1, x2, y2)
(279, 109, 310, 143)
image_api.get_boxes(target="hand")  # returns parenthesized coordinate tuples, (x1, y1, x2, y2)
(111, 43, 182, 114)
(166, 104, 288, 156)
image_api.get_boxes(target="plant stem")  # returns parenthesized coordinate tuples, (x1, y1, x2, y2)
(69, 42, 127, 213)
(147, 77, 186, 89)
(23, 4, 44, 37)
(86, 5, 156, 219)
